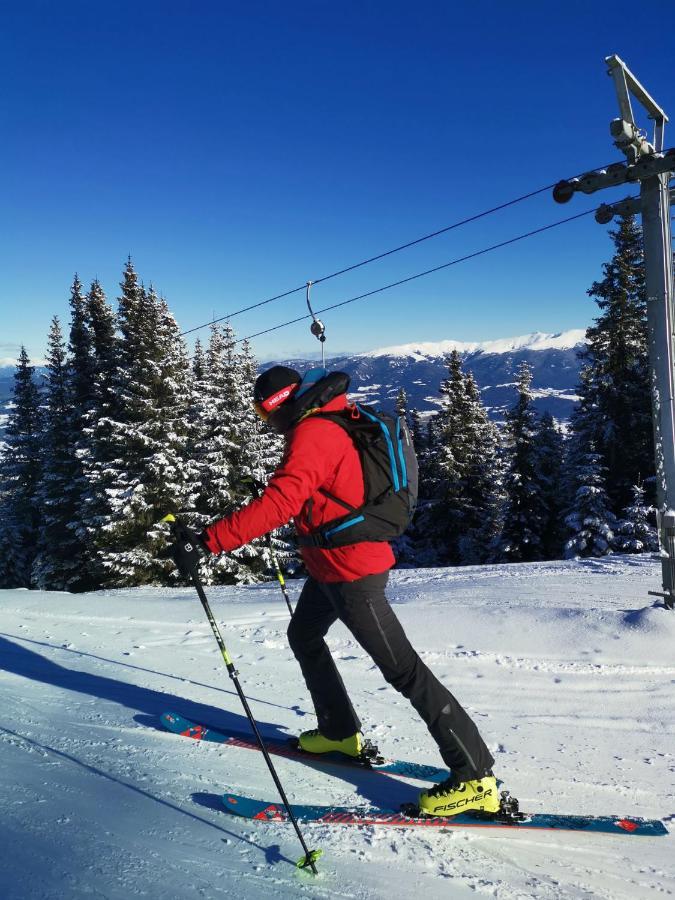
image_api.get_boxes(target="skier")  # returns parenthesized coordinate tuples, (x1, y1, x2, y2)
(171, 365, 499, 817)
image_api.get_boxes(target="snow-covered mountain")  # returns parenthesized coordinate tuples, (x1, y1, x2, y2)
(273, 329, 586, 421)
(0, 330, 587, 436)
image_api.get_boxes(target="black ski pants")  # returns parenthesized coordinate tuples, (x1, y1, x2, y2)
(287, 572, 495, 781)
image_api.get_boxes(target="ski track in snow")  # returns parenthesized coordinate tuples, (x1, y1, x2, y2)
(0, 555, 673, 899)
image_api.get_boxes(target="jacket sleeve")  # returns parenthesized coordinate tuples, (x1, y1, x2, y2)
(202, 420, 346, 554)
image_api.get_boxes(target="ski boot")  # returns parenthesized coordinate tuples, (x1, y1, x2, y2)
(297, 728, 363, 758)
(416, 773, 500, 817)
(296, 728, 384, 765)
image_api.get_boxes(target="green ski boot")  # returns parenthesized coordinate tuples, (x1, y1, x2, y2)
(298, 728, 363, 758)
(418, 774, 500, 817)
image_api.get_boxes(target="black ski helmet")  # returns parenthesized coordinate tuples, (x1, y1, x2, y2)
(253, 365, 301, 419)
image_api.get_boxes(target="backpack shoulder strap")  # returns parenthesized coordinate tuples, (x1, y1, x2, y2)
(306, 410, 362, 513)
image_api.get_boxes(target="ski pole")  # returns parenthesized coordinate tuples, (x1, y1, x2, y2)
(162, 515, 321, 874)
(242, 476, 294, 616)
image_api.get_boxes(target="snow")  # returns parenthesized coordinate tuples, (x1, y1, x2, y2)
(1, 555, 673, 899)
(0, 359, 46, 368)
(361, 330, 587, 361)
(530, 388, 581, 402)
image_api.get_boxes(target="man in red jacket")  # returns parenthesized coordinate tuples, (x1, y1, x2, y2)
(199, 365, 499, 817)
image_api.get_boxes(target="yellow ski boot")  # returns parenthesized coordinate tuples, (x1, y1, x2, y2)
(298, 728, 362, 758)
(418, 774, 500, 817)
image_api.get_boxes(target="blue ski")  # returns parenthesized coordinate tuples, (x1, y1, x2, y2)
(222, 791, 668, 837)
(160, 711, 449, 782)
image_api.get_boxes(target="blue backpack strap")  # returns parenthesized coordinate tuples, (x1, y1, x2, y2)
(356, 405, 401, 492)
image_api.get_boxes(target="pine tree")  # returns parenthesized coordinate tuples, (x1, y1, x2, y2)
(32, 318, 84, 589)
(564, 446, 615, 558)
(459, 374, 504, 564)
(410, 408, 425, 454)
(67, 275, 95, 419)
(0, 348, 43, 587)
(537, 412, 566, 559)
(87, 279, 118, 384)
(187, 322, 238, 584)
(227, 337, 289, 582)
(571, 214, 652, 513)
(406, 407, 439, 565)
(416, 411, 440, 501)
(187, 322, 251, 585)
(422, 352, 503, 565)
(76, 279, 121, 589)
(95, 264, 193, 586)
(497, 362, 548, 562)
(186, 325, 286, 584)
(233, 337, 283, 494)
(395, 387, 409, 423)
(192, 337, 205, 382)
(63, 276, 97, 588)
(613, 482, 658, 554)
(429, 350, 470, 563)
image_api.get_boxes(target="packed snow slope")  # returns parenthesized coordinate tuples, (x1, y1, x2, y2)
(1, 555, 673, 900)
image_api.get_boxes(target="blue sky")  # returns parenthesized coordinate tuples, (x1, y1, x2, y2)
(1, 0, 674, 365)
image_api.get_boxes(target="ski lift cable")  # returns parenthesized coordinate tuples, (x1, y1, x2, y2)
(180, 161, 622, 339)
(180, 185, 551, 338)
(237, 206, 603, 345)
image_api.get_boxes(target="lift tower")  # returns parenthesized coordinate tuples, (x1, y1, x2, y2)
(553, 56, 675, 609)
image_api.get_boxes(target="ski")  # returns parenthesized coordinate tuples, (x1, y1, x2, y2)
(221, 791, 668, 837)
(160, 711, 449, 782)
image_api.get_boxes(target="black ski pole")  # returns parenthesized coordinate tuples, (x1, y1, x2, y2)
(242, 476, 294, 616)
(162, 514, 320, 874)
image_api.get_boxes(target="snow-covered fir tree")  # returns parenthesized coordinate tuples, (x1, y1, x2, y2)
(0, 348, 43, 587)
(67, 275, 95, 421)
(497, 362, 548, 562)
(192, 337, 205, 382)
(59, 277, 97, 588)
(76, 279, 121, 589)
(536, 412, 566, 559)
(421, 352, 502, 565)
(613, 481, 658, 554)
(564, 445, 616, 558)
(407, 407, 437, 564)
(426, 350, 469, 563)
(185, 325, 286, 584)
(228, 337, 289, 581)
(415, 409, 440, 506)
(458, 373, 504, 564)
(95, 264, 193, 586)
(410, 408, 425, 453)
(32, 318, 85, 590)
(570, 214, 652, 513)
(234, 338, 284, 493)
(395, 387, 409, 423)
(187, 322, 241, 584)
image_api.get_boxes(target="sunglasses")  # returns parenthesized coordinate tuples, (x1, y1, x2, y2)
(253, 400, 270, 421)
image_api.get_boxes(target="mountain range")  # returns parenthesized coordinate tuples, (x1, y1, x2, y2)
(0, 329, 588, 438)
(271, 329, 587, 422)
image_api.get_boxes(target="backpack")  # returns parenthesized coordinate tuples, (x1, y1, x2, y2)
(296, 403, 419, 549)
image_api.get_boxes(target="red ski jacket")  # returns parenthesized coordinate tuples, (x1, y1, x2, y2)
(203, 394, 395, 582)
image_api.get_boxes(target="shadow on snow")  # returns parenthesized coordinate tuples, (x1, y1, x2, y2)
(0, 634, 420, 809)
